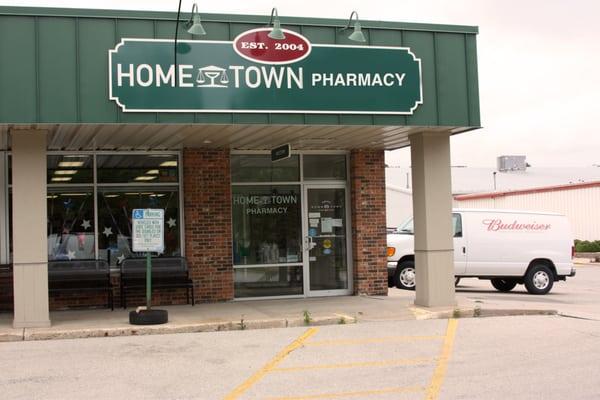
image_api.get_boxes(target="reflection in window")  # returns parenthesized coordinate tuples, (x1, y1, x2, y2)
(97, 154, 178, 184)
(235, 266, 303, 298)
(303, 155, 346, 180)
(231, 155, 299, 182)
(453, 213, 462, 237)
(47, 191, 95, 260)
(232, 185, 302, 265)
(97, 189, 180, 266)
(47, 155, 93, 184)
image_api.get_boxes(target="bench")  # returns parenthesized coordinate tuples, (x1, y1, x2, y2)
(120, 257, 195, 309)
(48, 259, 114, 310)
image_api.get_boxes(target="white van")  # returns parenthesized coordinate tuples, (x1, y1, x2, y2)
(387, 209, 576, 294)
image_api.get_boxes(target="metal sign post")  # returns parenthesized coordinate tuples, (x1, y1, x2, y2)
(146, 251, 152, 309)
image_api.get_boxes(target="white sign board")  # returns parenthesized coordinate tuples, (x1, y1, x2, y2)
(132, 209, 164, 253)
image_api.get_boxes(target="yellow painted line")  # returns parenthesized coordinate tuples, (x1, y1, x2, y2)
(272, 357, 434, 372)
(266, 385, 425, 400)
(425, 319, 458, 400)
(223, 327, 319, 400)
(305, 335, 444, 347)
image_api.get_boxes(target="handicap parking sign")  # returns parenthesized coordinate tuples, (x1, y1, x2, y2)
(132, 209, 164, 253)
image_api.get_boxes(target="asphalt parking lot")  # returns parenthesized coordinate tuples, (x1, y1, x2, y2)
(3, 315, 600, 400)
(390, 263, 600, 320)
(224, 319, 455, 400)
(1, 264, 598, 400)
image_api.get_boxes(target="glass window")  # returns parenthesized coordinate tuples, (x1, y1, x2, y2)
(47, 155, 93, 184)
(97, 154, 178, 184)
(231, 155, 299, 182)
(303, 155, 346, 180)
(306, 188, 348, 291)
(1, 153, 9, 264)
(397, 217, 414, 234)
(6, 154, 11, 185)
(97, 188, 181, 266)
(47, 190, 95, 260)
(397, 215, 462, 237)
(453, 213, 463, 237)
(232, 185, 302, 265)
(234, 266, 303, 298)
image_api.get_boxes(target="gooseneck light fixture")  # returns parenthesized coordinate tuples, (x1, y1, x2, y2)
(341, 11, 366, 43)
(174, 2, 206, 86)
(186, 3, 207, 35)
(267, 8, 286, 40)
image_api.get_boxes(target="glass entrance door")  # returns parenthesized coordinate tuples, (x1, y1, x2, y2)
(303, 185, 351, 295)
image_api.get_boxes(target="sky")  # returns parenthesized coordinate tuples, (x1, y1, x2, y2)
(3, 0, 600, 168)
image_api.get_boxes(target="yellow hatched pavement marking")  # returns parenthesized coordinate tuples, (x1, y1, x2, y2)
(425, 319, 458, 400)
(266, 385, 425, 400)
(223, 327, 319, 400)
(305, 335, 444, 347)
(272, 357, 434, 372)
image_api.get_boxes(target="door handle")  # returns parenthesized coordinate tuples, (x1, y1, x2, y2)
(462, 246, 466, 254)
(304, 236, 316, 252)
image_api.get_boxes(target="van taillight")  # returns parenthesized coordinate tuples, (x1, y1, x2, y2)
(571, 246, 575, 259)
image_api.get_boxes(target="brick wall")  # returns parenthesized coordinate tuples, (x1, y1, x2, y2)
(350, 149, 388, 296)
(183, 149, 234, 302)
(0, 273, 193, 312)
(0, 148, 234, 313)
(0, 149, 390, 313)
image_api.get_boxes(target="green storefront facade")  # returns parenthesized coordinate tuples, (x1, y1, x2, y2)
(0, 6, 480, 328)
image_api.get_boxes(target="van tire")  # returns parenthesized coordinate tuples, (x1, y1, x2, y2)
(491, 278, 517, 292)
(524, 264, 554, 294)
(394, 261, 416, 290)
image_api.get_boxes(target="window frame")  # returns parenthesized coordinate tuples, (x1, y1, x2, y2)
(230, 150, 351, 299)
(6, 150, 183, 271)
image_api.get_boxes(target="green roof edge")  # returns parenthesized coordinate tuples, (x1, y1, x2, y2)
(0, 6, 479, 34)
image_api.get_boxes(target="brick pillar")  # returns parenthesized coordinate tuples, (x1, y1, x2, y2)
(350, 149, 388, 296)
(183, 149, 233, 302)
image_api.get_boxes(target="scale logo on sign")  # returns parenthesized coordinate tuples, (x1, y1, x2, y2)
(109, 28, 423, 115)
(132, 209, 165, 253)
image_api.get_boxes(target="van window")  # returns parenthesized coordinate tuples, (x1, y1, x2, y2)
(398, 218, 414, 234)
(399, 215, 461, 237)
(453, 213, 462, 237)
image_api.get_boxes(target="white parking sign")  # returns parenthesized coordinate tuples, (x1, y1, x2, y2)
(132, 209, 165, 253)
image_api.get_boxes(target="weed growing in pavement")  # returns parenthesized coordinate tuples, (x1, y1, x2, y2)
(473, 305, 482, 317)
(303, 310, 312, 325)
(239, 315, 247, 330)
(338, 316, 346, 324)
(452, 308, 462, 318)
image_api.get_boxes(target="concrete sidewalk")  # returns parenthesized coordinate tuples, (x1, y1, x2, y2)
(0, 289, 557, 342)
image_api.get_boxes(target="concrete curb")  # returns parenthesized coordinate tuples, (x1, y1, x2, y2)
(0, 331, 23, 342)
(1, 308, 562, 342)
(8, 315, 357, 342)
(410, 306, 558, 320)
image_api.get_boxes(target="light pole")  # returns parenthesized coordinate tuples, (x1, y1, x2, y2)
(493, 171, 497, 191)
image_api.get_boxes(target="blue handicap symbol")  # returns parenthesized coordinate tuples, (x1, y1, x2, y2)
(133, 209, 144, 219)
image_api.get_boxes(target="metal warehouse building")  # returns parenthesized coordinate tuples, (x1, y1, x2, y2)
(454, 181, 600, 240)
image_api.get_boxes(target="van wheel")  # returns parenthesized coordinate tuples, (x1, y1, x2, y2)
(491, 278, 517, 292)
(394, 261, 416, 290)
(524, 264, 554, 294)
